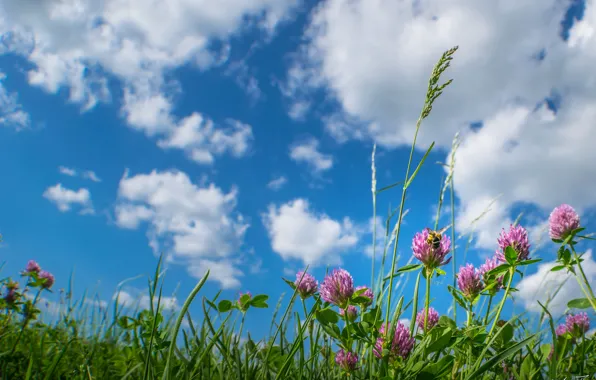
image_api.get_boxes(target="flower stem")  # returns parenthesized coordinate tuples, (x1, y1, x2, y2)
(487, 267, 514, 339)
(569, 244, 596, 311)
(484, 295, 493, 326)
(424, 270, 432, 331)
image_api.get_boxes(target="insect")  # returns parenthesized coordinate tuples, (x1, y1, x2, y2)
(426, 226, 450, 249)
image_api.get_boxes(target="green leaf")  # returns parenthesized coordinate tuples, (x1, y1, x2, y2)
(250, 294, 269, 304)
(351, 296, 372, 304)
(466, 334, 537, 380)
(517, 259, 542, 266)
(505, 246, 517, 265)
(282, 278, 297, 290)
(426, 329, 453, 354)
(550, 265, 566, 272)
(315, 308, 339, 325)
(383, 264, 423, 282)
(447, 285, 468, 310)
(567, 298, 592, 309)
(404, 142, 435, 189)
(218, 300, 232, 313)
(487, 264, 510, 276)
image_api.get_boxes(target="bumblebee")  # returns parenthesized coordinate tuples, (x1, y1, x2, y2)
(426, 226, 450, 249)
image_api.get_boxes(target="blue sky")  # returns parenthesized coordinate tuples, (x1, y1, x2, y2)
(1, 0, 596, 338)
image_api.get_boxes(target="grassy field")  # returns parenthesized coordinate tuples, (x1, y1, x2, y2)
(0, 47, 595, 380)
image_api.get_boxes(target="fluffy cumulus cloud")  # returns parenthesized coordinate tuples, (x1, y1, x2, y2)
(263, 198, 359, 266)
(43, 183, 94, 214)
(114, 169, 249, 288)
(288, 0, 596, 251)
(0, 0, 297, 162)
(517, 249, 596, 316)
(115, 289, 179, 312)
(289, 138, 333, 173)
(0, 72, 29, 130)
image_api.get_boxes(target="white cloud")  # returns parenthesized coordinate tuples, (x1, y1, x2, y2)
(262, 198, 359, 266)
(0, 0, 295, 162)
(59, 166, 77, 177)
(114, 169, 249, 288)
(0, 72, 29, 130)
(59, 166, 102, 182)
(157, 114, 253, 164)
(517, 249, 596, 316)
(83, 170, 102, 182)
(43, 183, 94, 214)
(267, 176, 288, 191)
(114, 289, 179, 311)
(287, 0, 596, 252)
(289, 138, 333, 173)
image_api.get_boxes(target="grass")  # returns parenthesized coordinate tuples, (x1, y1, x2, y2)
(1, 47, 595, 379)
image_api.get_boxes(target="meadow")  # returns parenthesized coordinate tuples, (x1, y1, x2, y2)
(1, 47, 595, 380)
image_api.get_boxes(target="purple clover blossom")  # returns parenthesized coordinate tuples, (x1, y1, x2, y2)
(25, 260, 41, 274)
(478, 256, 504, 290)
(38, 271, 54, 289)
(549, 204, 581, 240)
(319, 269, 354, 308)
(295, 271, 318, 299)
(457, 264, 483, 301)
(565, 312, 590, 335)
(496, 225, 531, 263)
(335, 349, 358, 372)
(555, 324, 568, 337)
(340, 305, 358, 322)
(412, 228, 451, 270)
(355, 285, 374, 307)
(374, 322, 415, 360)
(416, 307, 440, 331)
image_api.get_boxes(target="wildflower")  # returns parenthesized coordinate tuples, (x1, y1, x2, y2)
(295, 271, 318, 299)
(478, 256, 504, 290)
(39, 271, 54, 289)
(25, 260, 41, 274)
(496, 224, 530, 263)
(555, 324, 568, 337)
(335, 349, 358, 372)
(340, 305, 358, 322)
(355, 285, 374, 307)
(549, 204, 580, 241)
(319, 269, 354, 308)
(565, 312, 590, 336)
(457, 264, 483, 301)
(416, 307, 439, 331)
(412, 228, 451, 271)
(374, 322, 415, 360)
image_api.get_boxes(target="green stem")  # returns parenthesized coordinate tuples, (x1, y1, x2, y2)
(10, 288, 43, 355)
(449, 175, 457, 322)
(385, 111, 426, 339)
(570, 244, 596, 310)
(487, 267, 514, 339)
(484, 295, 493, 326)
(424, 270, 432, 332)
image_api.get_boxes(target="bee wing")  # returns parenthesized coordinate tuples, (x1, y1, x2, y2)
(437, 225, 451, 235)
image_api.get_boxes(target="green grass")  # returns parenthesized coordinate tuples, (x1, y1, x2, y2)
(1, 47, 595, 379)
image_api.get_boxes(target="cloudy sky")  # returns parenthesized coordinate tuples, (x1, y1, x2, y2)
(1, 0, 596, 336)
